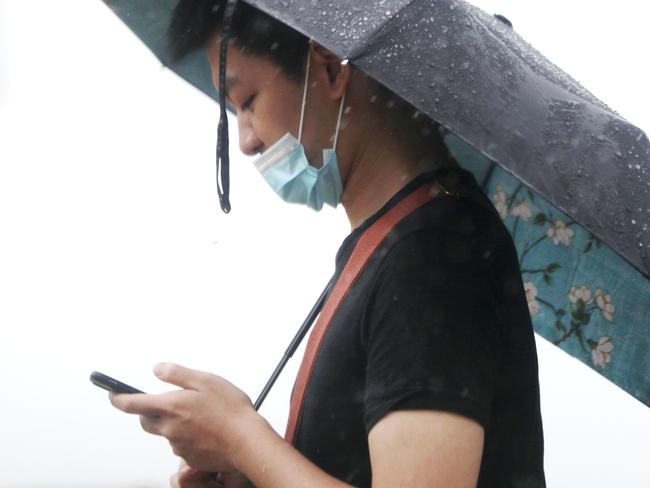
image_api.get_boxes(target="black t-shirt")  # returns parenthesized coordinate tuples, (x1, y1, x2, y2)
(294, 167, 545, 487)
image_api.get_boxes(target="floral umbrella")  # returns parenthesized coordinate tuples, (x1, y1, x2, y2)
(99, 0, 650, 407)
(445, 133, 648, 403)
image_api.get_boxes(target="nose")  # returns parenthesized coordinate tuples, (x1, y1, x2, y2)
(237, 113, 263, 156)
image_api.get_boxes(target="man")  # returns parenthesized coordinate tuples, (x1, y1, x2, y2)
(110, 2, 545, 487)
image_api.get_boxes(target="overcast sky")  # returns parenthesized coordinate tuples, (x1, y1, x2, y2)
(1, 1, 649, 487)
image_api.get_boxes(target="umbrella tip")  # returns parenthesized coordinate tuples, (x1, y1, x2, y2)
(219, 194, 232, 214)
(494, 14, 513, 29)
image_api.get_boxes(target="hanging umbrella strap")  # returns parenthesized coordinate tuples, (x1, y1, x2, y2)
(283, 177, 497, 443)
(215, 0, 238, 213)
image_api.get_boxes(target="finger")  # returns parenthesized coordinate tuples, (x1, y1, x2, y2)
(170, 471, 180, 488)
(154, 363, 212, 391)
(170, 460, 190, 488)
(173, 472, 221, 488)
(178, 478, 224, 488)
(139, 414, 162, 436)
(178, 466, 224, 487)
(109, 392, 167, 416)
(179, 466, 206, 482)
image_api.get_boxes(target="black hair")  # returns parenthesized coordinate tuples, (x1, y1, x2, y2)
(168, 0, 457, 185)
(167, 0, 309, 81)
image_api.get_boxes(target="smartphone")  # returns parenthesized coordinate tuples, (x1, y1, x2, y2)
(90, 371, 145, 394)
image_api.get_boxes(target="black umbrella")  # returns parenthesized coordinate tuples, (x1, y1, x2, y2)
(101, 0, 650, 406)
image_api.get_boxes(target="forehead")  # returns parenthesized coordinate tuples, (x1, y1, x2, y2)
(205, 37, 288, 87)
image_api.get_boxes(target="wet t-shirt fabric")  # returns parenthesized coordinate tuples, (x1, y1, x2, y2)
(293, 167, 545, 488)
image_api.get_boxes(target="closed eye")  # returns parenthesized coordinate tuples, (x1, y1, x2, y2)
(241, 93, 257, 111)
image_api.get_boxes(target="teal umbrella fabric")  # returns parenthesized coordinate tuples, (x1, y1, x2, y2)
(100, 0, 650, 407)
(103, 0, 217, 100)
(446, 133, 650, 404)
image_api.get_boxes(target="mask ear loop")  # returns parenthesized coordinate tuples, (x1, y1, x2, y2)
(297, 52, 311, 143)
(298, 54, 348, 149)
(332, 59, 349, 151)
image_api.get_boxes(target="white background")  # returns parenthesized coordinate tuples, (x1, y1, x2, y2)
(1, 1, 649, 487)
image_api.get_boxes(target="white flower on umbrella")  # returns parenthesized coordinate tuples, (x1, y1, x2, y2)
(511, 200, 532, 221)
(547, 220, 575, 246)
(524, 282, 541, 317)
(568, 285, 593, 305)
(595, 288, 616, 322)
(591, 336, 614, 368)
(493, 184, 508, 220)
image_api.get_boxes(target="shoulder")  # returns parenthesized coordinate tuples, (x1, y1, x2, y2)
(377, 190, 510, 275)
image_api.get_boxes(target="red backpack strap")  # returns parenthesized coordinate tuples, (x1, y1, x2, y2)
(285, 181, 456, 443)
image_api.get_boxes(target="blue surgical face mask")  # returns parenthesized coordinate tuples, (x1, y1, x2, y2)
(251, 55, 347, 211)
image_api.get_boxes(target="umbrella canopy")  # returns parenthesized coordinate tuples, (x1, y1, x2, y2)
(101, 0, 650, 406)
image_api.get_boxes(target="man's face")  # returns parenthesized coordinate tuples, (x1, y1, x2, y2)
(206, 39, 304, 157)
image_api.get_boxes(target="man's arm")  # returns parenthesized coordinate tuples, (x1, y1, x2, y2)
(111, 364, 484, 488)
(233, 409, 483, 488)
(369, 410, 484, 487)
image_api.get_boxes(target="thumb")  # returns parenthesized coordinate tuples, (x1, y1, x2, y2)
(154, 363, 208, 390)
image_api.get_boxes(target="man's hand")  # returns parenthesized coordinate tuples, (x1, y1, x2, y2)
(170, 459, 253, 488)
(109, 363, 484, 488)
(109, 363, 264, 473)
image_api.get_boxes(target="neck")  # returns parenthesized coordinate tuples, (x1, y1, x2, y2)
(340, 131, 443, 229)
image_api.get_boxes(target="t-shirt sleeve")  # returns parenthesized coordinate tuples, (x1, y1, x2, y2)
(362, 200, 504, 433)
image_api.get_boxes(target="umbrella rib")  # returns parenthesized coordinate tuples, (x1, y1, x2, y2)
(469, 8, 612, 114)
(346, 0, 421, 61)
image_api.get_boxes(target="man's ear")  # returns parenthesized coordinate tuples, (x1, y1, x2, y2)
(309, 42, 351, 100)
